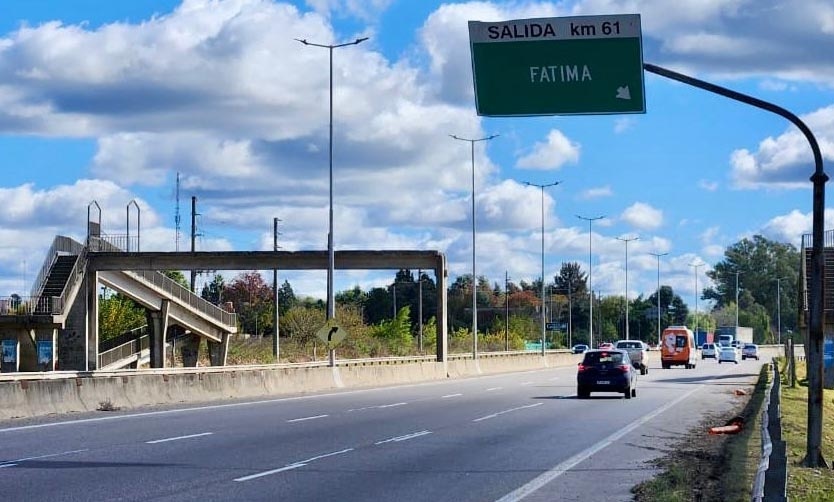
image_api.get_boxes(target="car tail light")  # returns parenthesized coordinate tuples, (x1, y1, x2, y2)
(618, 364, 630, 373)
(577, 363, 587, 372)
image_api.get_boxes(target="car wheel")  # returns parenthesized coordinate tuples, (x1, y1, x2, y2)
(577, 387, 589, 399)
(735, 361, 739, 364)
(719, 360, 722, 364)
(624, 386, 632, 399)
(631, 387, 637, 398)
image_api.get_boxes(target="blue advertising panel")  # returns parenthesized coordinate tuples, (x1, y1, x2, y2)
(37, 340, 54, 366)
(824, 337, 834, 370)
(2, 339, 17, 363)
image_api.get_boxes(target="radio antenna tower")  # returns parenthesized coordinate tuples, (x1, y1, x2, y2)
(175, 172, 181, 251)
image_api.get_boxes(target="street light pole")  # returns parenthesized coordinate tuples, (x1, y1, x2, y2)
(616, 235, 639, 340)
(735, 270, 741, 327)
(577, 215, 604, 348)
(273, 217, 281, 360)
(451, 134, 498, 360)
(649, 252, 668, 346)
(525, 181, 560, 356)
(297, 36, 369, 367)
(690, 262, 705, 334)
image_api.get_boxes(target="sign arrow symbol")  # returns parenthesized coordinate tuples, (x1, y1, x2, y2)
(327, 327, 339, 342)
(616, 85, 631, 100)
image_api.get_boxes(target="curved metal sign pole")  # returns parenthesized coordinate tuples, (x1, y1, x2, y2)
(644, 63, 827, 467)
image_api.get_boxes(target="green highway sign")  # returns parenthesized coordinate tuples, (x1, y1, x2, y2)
(468, 14, 645, 116)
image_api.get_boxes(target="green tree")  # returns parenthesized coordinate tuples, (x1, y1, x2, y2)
(163, 270, 190, 289)
(200, 274, 225, 304)
(99, 293, 146, 341)
(704, 235, 799, 336)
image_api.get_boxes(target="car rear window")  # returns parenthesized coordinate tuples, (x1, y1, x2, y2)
(744, 344, 756, 349)
(583, 351, 625, 365)
(616, 342, 642, 349)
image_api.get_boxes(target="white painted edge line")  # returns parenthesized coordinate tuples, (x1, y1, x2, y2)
(375, 430, 432, 445)
(442, 393, 463, 398)
(146, 432, 214, 444)
(486, 387, 503, 391)
(377, 402, 407, 408)
(493, 384, 704, 502)
(473, 403, 543, 423)
(286, 414, 329, 423)
(0, 448, 89, 467)
(234, 448, 354, 483)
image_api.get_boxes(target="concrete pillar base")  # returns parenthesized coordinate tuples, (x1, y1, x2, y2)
(208, 333, 229, 367)
(147, 300, 170, 369)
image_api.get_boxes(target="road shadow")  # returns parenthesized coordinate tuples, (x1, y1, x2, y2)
(654, 373, 759, 384)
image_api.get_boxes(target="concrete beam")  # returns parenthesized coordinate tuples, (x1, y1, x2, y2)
(87, 250, 443, 271)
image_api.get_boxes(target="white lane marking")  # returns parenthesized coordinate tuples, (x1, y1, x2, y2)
(375, 430, 432, 445)
(286, 414, 329, 423)
(549, 377, 560, 381)
(0, 448, 88, 467)
(520, 381, 534, 386)
(235, 463, 305, 481)
(234, 448, 353, 483)
(442, 393, 462, 398)
(486, 387, 503, 392)
(494, 384, 706, 502)
(145, 432, 213, 444)
(348, 402, 407, 412)
(473, 403, 543, 423)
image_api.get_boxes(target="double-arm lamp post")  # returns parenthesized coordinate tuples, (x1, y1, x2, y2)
(525, 181, 560, 355)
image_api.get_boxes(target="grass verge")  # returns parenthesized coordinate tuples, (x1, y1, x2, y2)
(777, 357, 834, 500)
(633, 364, 768, 502)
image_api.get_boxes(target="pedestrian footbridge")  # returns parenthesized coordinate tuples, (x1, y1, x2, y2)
(0, 235, 238, 372)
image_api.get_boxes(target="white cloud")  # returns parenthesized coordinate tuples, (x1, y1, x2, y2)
(698, 179, 719, 191)
(614, 117, 635, 134)
(621, 202, 663, 230)
(730, 105, 834, 189)
(580, 185, 613, 199)
(515, 129, 581, 170)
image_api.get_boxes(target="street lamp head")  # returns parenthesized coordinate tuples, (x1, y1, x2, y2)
(353, 37, 370, 45)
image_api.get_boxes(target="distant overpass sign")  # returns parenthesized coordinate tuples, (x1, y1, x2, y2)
(468, 14, 645, 116)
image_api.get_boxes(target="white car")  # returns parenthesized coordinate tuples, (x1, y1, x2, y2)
(741, 343, 760, 360)
(718, 345, 739, 364)
(701, 343, 718, 359)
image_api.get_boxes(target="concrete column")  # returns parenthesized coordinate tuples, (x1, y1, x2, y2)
(208, 333, 229, 367)
(86, 270, 99, 371)
(18, 329, 37, 371)
(147, 300, 170, 369)
(179, 332, 201, 367)
(435, 254, 448, 363)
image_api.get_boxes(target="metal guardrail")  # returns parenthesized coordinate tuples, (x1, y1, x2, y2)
(0, 295, 63, 315)
(98, 335, 150, 369)
(126, 270, 237, 328)
(752, 363, 787, 502)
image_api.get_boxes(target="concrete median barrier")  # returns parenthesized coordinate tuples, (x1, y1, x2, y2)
(0, 351, 585, 421)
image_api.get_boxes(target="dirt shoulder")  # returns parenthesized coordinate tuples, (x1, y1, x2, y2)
(633, 365, 767, 501)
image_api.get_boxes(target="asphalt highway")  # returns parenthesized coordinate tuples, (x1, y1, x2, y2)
(0, 355, 767, 502)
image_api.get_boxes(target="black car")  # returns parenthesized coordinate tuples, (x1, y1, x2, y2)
(576, 349, 638, 399)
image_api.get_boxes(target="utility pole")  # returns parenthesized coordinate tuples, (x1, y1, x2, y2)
(505, 271, 510, 351)
(190, 196, 198, 292)
(273, 218, 281, 360)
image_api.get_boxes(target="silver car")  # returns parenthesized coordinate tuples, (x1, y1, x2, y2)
(718, 345, 739, 364)
(741, 343, 760, 360)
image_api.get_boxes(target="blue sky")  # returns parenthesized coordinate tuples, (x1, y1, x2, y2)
(1, 0, 832, 312)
